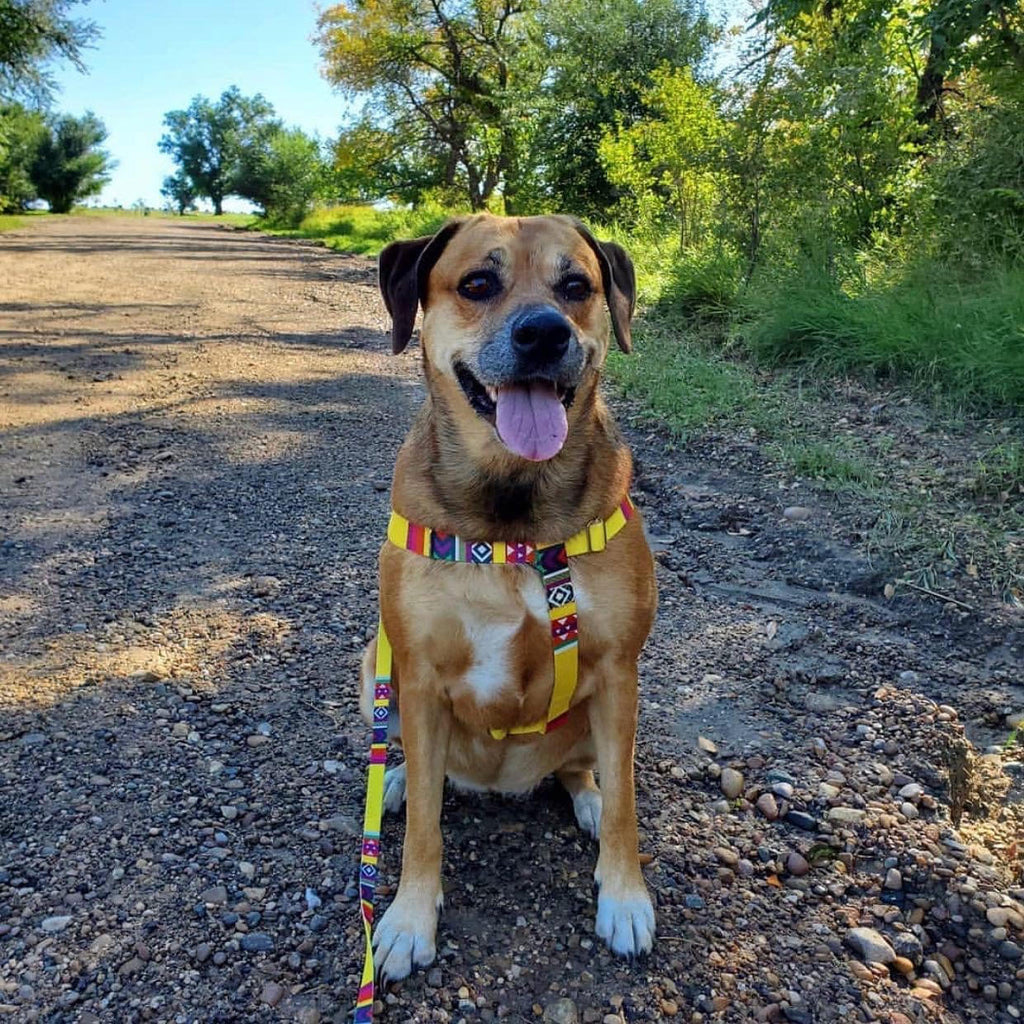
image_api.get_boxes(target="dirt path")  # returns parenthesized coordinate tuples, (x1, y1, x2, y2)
(1, 216, 1021, 1024)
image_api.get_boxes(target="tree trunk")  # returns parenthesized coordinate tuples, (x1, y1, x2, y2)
(915, 33, 946, 129)
(213, 195, 224, 216)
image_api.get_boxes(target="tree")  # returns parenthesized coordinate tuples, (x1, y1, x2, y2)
(0, 101, 45, 210)
(30, 110, 111, 212)
(317, 0, 545, 212)
(538, 0, 717, 218)
(0, 0, 98, 103)
(160, 170, 196, 215)
(159, 87, 280, 215)
(235, 127, 326, 226)
(599, 67, 723, 248)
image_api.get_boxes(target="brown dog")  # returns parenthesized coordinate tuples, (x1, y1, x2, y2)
(363, 214, 657, 980)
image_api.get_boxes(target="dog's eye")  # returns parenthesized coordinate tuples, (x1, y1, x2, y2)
(558, 276, 592, 302)
(458, 271, 501, 301)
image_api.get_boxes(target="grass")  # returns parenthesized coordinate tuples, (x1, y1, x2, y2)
(737, 259, 1024, 410)
(0, 210, 46, 232)
(263, 203, 452, 255)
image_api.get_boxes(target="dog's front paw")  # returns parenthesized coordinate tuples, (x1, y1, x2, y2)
(572, 789, 602, 839)
(595, 887, 655, 958)
(373, 893, 440, 981)
(383, 763, 407, 814)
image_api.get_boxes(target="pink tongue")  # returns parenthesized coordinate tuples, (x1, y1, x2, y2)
(495, 381, 568, 461)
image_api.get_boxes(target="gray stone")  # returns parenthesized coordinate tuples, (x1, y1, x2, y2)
(543, 998, 579, 1024)
(241, 932, 274, 952)
(844, 927, 896, 965)
(40, 915, 72, 933)
(719, 768, 744, 800)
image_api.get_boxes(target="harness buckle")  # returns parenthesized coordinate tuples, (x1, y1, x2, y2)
(587, 518, 607, 552)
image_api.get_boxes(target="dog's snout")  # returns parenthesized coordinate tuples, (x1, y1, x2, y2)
(511, 307, 572, 361)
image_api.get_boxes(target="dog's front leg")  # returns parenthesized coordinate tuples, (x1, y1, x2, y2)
(588, 662, 655, 957)
(373, 674, 451, 982)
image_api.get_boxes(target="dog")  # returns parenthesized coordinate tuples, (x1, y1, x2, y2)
(362, 213, 657, 981)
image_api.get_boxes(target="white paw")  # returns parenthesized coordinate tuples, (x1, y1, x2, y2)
(373, 894, 439, 981)
(595, 889, 655, 957)
(572, 789, 602, 839)
(383, 763, 406, 814)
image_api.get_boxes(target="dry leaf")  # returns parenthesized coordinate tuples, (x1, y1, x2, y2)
(766, 874, 782, 888)
(884, 583, 895, 599)
(766, 620, 778, 640)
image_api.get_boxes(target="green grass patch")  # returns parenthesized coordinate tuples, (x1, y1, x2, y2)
(775, 439, 879, 488)
(737, 260, 1024, 410)
(264, 203, 454, 256)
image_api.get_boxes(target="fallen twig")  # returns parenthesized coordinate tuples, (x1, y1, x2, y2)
(897, 579, 973, 612)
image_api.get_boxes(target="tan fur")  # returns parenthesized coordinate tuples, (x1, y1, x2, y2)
(365, 214, 657, 979)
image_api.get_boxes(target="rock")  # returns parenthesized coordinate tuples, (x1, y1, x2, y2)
(987, 906, 1024, 930)
(714, 847, 739, 869)
(892, 932, 923, 965)
(720, 768, 744, 799)
(201, 885, 228, 905)
(756, 793, 779, 821)
(660, 1000, 678, 1017)
(783, 506, 812, 521)
(892, 956, 914, 976)
(543, 998, 579, 1024)
(827, 807, 866, 824)
(261, 982, 285, 1007)
(195, 943, 211, 963)
(246, 734, 269, 747)
(240, 932, 274, 952)
(785, 810, 818, 832)
(898, 783, 924, 801)
(40, 915, 72, 933)
(426, 968, 443, 988)
(786, 852, 809, 877)
(998, 940, 1022, 960)
(884, 869, 902, 890)
(844, 927, 896, 965)
(900, 802, 919, 820)
(698, 736, 718, 755)
(220, 805, 238, 820)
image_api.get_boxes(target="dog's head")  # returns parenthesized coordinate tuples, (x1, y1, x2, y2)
(378, 214, 635, 463)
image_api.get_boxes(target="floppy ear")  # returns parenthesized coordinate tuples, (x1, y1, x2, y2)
(570, 220, 637, 353)
(378, 220, 464, 354)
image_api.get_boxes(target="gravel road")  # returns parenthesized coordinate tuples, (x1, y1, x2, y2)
(1, 216, 1022, 1024)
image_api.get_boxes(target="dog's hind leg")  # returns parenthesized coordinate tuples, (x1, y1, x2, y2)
(557, 768, 602, 839)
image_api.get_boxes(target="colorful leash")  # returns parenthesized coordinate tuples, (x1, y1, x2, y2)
(355, 625, 392, 1024)
(355, 497, 636, 1019)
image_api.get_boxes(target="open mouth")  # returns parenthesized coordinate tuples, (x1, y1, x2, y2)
(454, 361, 577, 461)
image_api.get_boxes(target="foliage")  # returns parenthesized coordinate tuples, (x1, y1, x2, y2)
(159, 87, 281, 215)
(537, 0, 716, 217)
(317, 0, 545, 212)
(599, 67, 723, 248)
(160, 170, 196, 215)
(0, 0, 98, 103)
(30, 109, 111, 213)
(235, 126, 326, 226)
(0, 100, 44, 210)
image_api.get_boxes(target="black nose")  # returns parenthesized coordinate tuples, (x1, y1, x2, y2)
(511, 307, 572, 361)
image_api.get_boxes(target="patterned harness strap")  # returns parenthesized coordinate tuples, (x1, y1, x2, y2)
(355, 496, 635, 1022)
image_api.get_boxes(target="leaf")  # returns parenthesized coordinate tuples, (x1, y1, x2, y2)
(884, 583, 895, 599)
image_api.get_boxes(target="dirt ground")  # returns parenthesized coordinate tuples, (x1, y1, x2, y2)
(1, 216, 1022, 1024)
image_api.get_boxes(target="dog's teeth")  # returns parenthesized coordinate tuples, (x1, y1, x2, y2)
(486, 387, 497, 402)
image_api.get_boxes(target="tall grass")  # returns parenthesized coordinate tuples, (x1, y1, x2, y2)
(737, 259, 1024, 409)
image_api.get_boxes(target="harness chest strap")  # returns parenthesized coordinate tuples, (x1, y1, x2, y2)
(354, 496, 635, 1022)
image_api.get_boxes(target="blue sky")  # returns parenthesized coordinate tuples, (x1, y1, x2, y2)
(53, 0, 350, 210)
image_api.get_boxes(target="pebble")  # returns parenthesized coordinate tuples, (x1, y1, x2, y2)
(987, 906, 1024, 929)
(720, 767, 744, 799)
(785, 810, 818, 831)
(828, 807, 866, 824)
(756, 793, 779, 821)
(261, 982, 285, 1007)
(240, 932, 274, 952)
(698, 736, 718, 755)
(714, 847, 739, 869)
(40, 915, 72, 933)
(783, 506, 812, 521)
(844, 927, 896, 965)
(884, 868, 902, 890)
(786, 852, 809, 877)
(543, 998, 579, 1024)
(195, 943, 211, 963)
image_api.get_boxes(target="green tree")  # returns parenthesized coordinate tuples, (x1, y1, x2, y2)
(235, 127, 326, 226)
(0, 100, 45, 210)
(317, 0, 545, 211)
(538, 0, 716, 218)
(159, 87, 280, 215)
(0, 0, 98, 103)
(599, 67, 722, 248)
(160, 170, 196, 215)
(30, 110, 111, 212)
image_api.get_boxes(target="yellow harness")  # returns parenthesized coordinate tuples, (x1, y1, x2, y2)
(355, 497, 635, 1022)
